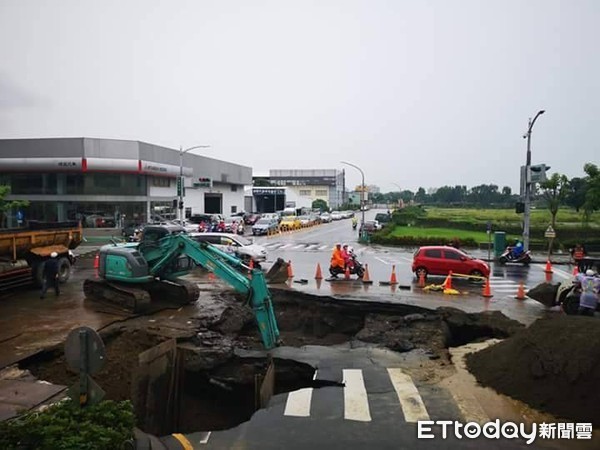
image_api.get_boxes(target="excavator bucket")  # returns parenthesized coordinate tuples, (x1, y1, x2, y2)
(265, 258, 290, 284)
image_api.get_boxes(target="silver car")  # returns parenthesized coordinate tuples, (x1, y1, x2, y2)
(189, 232, 268, 264)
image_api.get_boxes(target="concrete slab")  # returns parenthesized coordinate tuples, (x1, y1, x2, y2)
(0, 379, 66, 420)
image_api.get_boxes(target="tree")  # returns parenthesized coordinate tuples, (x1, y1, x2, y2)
(311, 199, 328, 212)
(564, 177, 587, 212)
(0, 186, 29, 228)
(414, 187, 427, 203)
(539, 173, 569, 228)
(582, 163, 600, 220)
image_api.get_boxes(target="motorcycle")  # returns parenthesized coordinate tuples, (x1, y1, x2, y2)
(329, 254, 365, 279)
(498, 247, 532, 265)
(352, 221, 357, 230)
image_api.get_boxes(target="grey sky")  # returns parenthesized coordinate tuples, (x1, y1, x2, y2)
(0, 0, 598, 192)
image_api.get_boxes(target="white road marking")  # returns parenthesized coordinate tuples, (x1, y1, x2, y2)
(343, 369, 371, 422)
(399, 256, 413, 263)
(278, 244, 294, 249)
(198, 432, 211, 444)
(552, 268, 572, 280)
(305, 244, 320, 250)
(374, 256, 391, 265)
(387, 368, 430, 422)
(292, 244, 305, 250)
(284, 388, 313, 417)
(318, 245, 329, 250)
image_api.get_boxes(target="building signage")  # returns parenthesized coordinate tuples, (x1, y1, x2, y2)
(0, 157, 82, 172)
(139, 160, 193, 177)
(83, 158, 139, 173)
(253, 188, 285, 196)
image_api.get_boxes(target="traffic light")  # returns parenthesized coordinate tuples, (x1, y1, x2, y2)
(515, 202, 525, 214)
(176, 176, 183, 196)
(530, 164, 551, 183)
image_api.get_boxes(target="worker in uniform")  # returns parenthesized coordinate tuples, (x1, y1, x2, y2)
(40, 252, 60, 299)
(571, 243, 586, 273)
(575, 269, 599, 317)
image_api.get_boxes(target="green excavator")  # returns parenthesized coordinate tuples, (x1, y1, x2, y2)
(83, 225, 282, 349)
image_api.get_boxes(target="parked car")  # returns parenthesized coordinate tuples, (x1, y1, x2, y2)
(252, 218, 279, 235)
(244, 213, 262, 225)
(280, 216, 301, 230)
(83, 212, 115, 228)
(298, 215, 311, 227)
(375, 213, 392, 228)
(189, 232, 268, 264)
(171, 219, 201, 233)
(319, 213, 332, 223)
(359, 220, 381, 234)
(411, 246, 490, 280)
(330, 212, 343, 221)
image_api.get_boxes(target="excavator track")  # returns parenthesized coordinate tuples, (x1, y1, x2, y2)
(83, 278, 200, 313)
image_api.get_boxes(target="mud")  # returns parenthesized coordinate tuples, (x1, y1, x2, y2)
(466, 315, 600, 424)
(19, 288, 529, 433)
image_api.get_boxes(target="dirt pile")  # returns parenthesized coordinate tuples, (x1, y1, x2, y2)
(466, 316, 600, 424)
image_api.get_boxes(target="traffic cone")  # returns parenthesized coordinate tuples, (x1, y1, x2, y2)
(418, 272, 426, 288)
(93, 253, 99, 269)
(515, 282, 526, 300)
(362, 264, 373, 284)
(572, 266, 579, 276)
(287, 260, 294, 278)
(314, 263, 323, 280)
(482, 277, 493, 298)
(248, 259, 254, 278)
(544, 260, 553, 274)
(443, 271, 453, 290)
(390, 265, 398, 285)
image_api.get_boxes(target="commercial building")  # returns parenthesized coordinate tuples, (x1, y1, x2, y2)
(0, 138, 251, 228)
(248, 169, 346, 213)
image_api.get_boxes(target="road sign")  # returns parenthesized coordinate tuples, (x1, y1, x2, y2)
(544, 226, 556, 239)
(65, 326, 106, 374)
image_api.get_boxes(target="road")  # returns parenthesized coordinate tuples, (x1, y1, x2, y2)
(249, 209, 564, 325)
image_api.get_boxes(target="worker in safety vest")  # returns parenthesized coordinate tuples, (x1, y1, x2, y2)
(571, 243, 587, 273)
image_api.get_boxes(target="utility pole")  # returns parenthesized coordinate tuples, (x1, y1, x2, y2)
(522, 110, 545, 252)
(179, 145, 210, 223)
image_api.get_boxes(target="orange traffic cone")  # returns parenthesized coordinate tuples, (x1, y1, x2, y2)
(572, 266, 579, 276)
(287, 260, 294, 278)
(314, 263, 323, 280)
(482, 277, 493, 298)
(418, 272, 426, 288)
(515, 282, 526, 300)
(248, 259, 254, 278)
(93, 253, 99, 269)
(544, 260, 553, 274)
(390, 265, 398, 285)
(443, 271, 453, 290)
(362, 264, 373, 284)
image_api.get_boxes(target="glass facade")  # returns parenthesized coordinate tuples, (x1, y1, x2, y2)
(0, 173, 146, 196)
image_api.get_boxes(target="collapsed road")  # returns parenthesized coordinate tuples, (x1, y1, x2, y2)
(15, 279, 524, 435)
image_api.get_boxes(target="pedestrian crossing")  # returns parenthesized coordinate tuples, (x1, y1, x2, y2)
(262, 241, 332, 251)
(281, 367, 436, 423)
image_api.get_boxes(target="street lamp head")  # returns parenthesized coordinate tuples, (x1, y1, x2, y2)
(538, 110, 545, 115)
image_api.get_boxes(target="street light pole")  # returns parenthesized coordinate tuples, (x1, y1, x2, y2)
(522, 110, 545, 252)
(179, 145, 210, 223)
(340, 161, 365, 233)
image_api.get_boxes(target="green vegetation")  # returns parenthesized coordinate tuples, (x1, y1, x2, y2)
(0, 185, 29, 227)
(0, 400, 135, 450)
(372, 206, 600, 249)
(311, 199, 328, 212)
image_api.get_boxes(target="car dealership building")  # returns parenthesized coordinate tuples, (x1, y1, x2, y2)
(0, 138, 252, 228)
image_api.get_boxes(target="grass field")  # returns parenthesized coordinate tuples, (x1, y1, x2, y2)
(388, 226, 518, 242)
(424, 207, 600, 227)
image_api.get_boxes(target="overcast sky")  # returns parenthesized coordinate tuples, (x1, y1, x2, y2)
(1, 0, 598, 192)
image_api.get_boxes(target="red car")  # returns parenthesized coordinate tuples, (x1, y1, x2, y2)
(412, 246, 490, 280)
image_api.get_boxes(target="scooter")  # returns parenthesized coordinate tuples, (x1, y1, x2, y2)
(329, 255, 365, 279)
(498, 247, 532, 265)
(352, 221, 357, 230)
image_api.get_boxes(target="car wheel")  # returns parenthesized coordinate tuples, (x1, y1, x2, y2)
(415, 267, 428, 280)
(498, 256, 508, 265)
(469, 270, 485, 283)
(562, 292, 580, 315)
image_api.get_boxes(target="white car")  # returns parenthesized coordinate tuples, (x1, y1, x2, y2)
(189, 232, 268, 264)
(171, 219, 200, 233)
(330, 212, 343, 220)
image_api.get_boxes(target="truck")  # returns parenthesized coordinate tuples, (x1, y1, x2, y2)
(0, 222, 82, 292)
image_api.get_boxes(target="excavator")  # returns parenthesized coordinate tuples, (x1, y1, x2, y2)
(83, 225, 282, 349)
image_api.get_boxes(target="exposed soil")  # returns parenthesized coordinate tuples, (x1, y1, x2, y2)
(26, 327, 166, 401)
(466, 315, 600, 424)
(20, 288, 528, 433)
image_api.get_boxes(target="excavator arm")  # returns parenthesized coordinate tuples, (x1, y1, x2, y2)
(145, 234, 280, 349)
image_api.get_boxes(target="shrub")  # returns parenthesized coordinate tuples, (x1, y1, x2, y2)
(0, 400, 135, 450)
